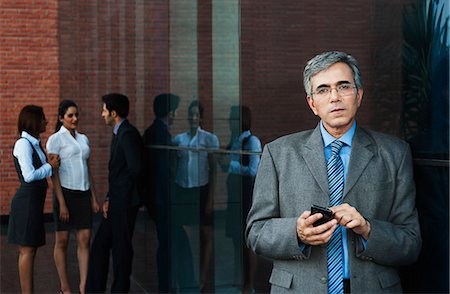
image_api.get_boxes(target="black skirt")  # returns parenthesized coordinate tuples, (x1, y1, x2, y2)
(53, 187, 92, 231)
(172, 184, 211, 226)
(8, 185, 47, 247)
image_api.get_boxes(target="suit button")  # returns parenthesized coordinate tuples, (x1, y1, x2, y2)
(320, 277, 327, 284)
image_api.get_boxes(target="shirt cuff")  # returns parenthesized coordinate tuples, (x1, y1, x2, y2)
(360, 235, 368, 250)
(298, 242, 308, 253)
(228, 160, 240, 174)
(43, 163, 53, 176)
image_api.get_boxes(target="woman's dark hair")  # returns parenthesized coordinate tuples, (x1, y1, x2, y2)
(153, 93, 181, 118)
(230, 105, 252, 132)
(102, 93, 129, 118)
(55, 100, 78, 132)
(17, 105, 45, 137)
(188, 100, 204, 118)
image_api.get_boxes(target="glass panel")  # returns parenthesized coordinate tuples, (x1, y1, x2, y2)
(212, 0, 242, 292)
(399, 1, 449, 293)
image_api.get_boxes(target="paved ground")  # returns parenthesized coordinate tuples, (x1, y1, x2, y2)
(1, 211, 271, 293)
(1, 212, 158, 293)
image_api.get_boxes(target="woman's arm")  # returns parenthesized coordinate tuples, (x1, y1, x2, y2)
(50, 168, 69, 223)
(14, 139, 53, 182)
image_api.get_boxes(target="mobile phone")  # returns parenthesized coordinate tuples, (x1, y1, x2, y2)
(311, 205, 334, 227)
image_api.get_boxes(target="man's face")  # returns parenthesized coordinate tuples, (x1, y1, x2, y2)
(101, 103, 115, 127)
(306, 62, 363, 137)
(188, 106, 200, 129)
(168, 109, 178, 126)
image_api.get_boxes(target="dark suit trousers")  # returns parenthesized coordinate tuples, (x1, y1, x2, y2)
(153, 205, 170, 293)
(86, 206, 139, 293)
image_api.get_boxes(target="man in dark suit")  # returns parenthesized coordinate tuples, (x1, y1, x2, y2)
(86, 93, 143, 293)
(246, 51, 422, 293)
(142, 93, 183, 293)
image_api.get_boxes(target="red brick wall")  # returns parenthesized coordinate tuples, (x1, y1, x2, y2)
(1, 0, 407, 215)
(1, 0, 60, 214)
(56, 0, 174, 207)
(241, 0, 405, 144)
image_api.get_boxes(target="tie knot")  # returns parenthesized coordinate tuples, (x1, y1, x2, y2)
(331, 140, 344, 156)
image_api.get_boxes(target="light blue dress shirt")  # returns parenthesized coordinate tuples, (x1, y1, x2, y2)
(228, 130, 262, 177)
(113, 118, 125, 135)
(13, 131, 52, 183)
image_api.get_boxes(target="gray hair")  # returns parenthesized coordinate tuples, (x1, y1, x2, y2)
(303, 51, 362, 96)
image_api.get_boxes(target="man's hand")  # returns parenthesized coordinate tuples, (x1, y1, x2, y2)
(330, 203, 371, 240)
(296, 210, 338, 245)
(91, 198, 100, 214)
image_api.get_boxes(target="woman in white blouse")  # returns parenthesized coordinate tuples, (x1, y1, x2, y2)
(172, 100, 219, 291)
(46, 100, 99, 294)
(8, 105, 60, 293)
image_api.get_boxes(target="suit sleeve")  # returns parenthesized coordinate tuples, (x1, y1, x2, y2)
(356, 143, 422, 266)
(245, 144, 311, 260)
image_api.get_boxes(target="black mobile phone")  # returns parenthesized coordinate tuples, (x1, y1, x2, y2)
(311, 205, 334, 227)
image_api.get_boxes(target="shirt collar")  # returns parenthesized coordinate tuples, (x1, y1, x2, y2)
(320, 121, 356, 147)
(59, 125, 77, 135)
(113, 119, 125, 135)
(59, 125, 68, 133)
(189, 126, 202, 138)
(239, 130, 252, 142)
(21, 131, 40, 145)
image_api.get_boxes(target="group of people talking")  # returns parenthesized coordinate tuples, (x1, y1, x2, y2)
(8, 93, 261, 294)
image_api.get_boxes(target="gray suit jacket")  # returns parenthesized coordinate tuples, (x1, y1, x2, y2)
(245, 124, 421, 293)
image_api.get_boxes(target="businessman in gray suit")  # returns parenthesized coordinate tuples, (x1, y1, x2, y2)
(246, 51, 421, 293)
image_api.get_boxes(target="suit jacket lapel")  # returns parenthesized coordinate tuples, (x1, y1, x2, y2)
(302, 125, 375, 201)
(303, 125, 329, 197)
(343, 127, 374, 198)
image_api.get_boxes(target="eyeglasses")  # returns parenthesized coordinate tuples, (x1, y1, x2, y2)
(311, 83, 356, 99)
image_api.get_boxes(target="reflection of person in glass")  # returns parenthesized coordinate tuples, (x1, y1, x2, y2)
(46, 100, 100, 294)
(8, 105, 60, 293)
(172, 100, 219, 292)
(142, 93, 183, 293)
(220, 105, 261, 293)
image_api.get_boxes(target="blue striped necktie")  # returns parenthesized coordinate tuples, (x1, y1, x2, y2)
(327, 140, 345, 294)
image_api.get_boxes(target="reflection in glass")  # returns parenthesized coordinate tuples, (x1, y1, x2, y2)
(219, 106, 262, 292)
(142, 93, 183, 293)
(172, 101, 220, 292)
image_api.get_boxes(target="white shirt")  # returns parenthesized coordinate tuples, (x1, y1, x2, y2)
(173, 127, 219, 188)
(13, 131, 53, 183)
(46, 126, 91, 191)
